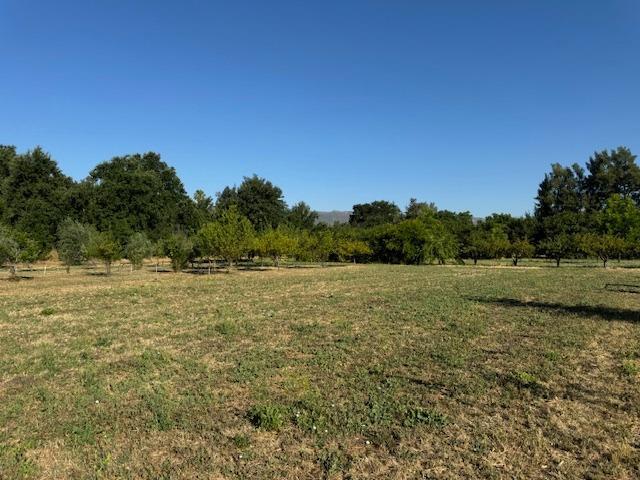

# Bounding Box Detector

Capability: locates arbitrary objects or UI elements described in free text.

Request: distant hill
[316,210,351,225]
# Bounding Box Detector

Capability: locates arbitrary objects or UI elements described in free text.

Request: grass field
[1,263,639,479]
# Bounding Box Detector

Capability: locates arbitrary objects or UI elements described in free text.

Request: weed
[247,404,287,431]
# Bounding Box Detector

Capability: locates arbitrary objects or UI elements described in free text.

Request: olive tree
[0,226,40,278]
[57,218,92,273]
[125,232,153,270]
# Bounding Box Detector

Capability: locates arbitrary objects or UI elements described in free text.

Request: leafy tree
[0,147,73,249]
[463,229,489,265]
[0,227,19,277]
[163,233,193,272]
[335,238,371,263]
[0,226,40,278]
[600,194,640,239]
[87,152,198,243]
[216,175,287,231]
[295,230,334,264]
[436,210,475,248]
[56,217,92,273]
[198,207,254,270]
[539,234,576,267]
[125,232,153,270]
[349,200,402,228]
[256,226,297,267]
[577,233,626,268]
[367,218,458,265]
[584,147,640,210]
[509,239,535,266]
[535,163,585,219]
[193,189,215,226]
[87,231,121,275]
[287,201,318,230]
[405,198,437,219]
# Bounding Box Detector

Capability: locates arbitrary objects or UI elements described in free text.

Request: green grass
[0,263,638,478]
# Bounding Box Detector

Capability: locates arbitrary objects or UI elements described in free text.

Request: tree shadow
[471,297,639,323]
[604,283,640,294]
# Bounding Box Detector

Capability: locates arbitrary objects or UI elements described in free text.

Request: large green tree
[584,147,640,210]
[287,201,318,230]
[349,200,402,228]
[216,175,287,231]
[0,147,73,249]
[87,152,198,243]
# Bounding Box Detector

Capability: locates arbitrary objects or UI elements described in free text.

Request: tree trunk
[556,258,560,267]
[105,261,111,275]
[473,258,478,265]
[603,258,607,268]
[513,257,518,267]
[66,265,70,274]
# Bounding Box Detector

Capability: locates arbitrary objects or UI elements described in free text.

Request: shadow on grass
[1,275,34,282]
[605,283,640,294]
[472,297,639,323]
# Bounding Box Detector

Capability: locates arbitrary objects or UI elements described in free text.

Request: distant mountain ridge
[316,210,351,225]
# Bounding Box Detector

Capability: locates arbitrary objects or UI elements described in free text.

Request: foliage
[577,233,627,268]
[216,175,287,231]
[255,226,298,267]
[0,147,73,249]
[163,233,193,272]
[87,231,122,275]
[335,237,372,263]
[287,201,318,229]
[125,232,154,269]
[86,152,198,243]
[350,200,402,228]
[539,234,576,267]
[198,207,254,269]
[57,218,93,273]
[509,239,535,266]
[295,230,334,263]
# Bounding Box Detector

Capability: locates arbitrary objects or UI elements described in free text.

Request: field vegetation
[0,262,638,479]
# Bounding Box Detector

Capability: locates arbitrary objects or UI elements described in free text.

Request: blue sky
[2,1,639,216]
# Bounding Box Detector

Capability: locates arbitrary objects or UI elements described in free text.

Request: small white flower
[95,400,99,404]
[365,440,370,445]
[239,454,243,459]
[312,425,316,430]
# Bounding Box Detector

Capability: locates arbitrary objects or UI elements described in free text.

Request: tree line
[1,144,639,275]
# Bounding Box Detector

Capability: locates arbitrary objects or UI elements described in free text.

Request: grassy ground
[0,263,638,479]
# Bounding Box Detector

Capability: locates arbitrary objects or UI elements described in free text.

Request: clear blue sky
[2,1,639,216]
